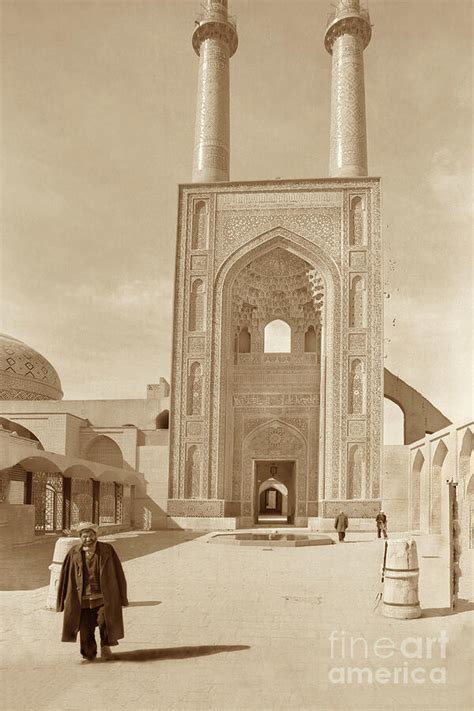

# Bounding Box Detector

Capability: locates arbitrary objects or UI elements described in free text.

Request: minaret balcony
[324,10,371,53]
[192,16,238,57]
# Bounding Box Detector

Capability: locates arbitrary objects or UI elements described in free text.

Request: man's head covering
[77,521,99,534]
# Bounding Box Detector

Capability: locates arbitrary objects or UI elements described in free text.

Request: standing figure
[375,510,388,539]
[334,510,349,542]
[56,522,129,663]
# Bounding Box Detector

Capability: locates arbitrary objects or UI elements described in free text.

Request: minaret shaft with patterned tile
[192,0,238,183]
[325,0,371,177]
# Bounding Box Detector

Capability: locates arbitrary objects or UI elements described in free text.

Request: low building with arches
[405,422,473,543]
[404,421,473,599]
[0,334,171,544]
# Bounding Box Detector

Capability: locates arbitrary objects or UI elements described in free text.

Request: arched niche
[347,443,365,499]
[238,326,251,353]
[85,436,124,468]
[191,200,209,250]
[189,278,206,332]
[349,195,366,246]
[155,410,169,429]
[430,439,448,533]
[349,275,367,328]
[304,325,317,353]
[411,449,425,529]
[184,445,201,499]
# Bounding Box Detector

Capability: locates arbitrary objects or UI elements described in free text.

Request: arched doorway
[257,471,290,524]
[255,462,294,524]
[261,487,282,514]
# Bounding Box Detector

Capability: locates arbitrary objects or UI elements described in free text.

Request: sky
[0,0,472,441]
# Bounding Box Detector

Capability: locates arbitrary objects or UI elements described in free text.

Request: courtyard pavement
[1,529,473,711]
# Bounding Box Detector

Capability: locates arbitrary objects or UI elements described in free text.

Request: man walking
[334,510,349,542]
[375,510,388,539]
[57,522,129,662]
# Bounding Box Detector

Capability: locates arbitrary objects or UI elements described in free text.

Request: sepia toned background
[0,0,472,439]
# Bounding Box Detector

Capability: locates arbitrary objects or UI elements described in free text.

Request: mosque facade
[0,1,471,556]
[168,0,384,528]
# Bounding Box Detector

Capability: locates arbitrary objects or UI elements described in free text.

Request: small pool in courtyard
[209,532,334,547]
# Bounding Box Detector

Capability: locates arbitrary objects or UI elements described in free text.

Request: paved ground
[1,530,473,711]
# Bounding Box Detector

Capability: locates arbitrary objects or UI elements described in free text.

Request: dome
[0,334,63,400]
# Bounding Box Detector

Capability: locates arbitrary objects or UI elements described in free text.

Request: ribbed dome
[0,334,63,401]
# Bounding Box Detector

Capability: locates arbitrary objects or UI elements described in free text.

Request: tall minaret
[325,0,371,177]
[192,0,238,183]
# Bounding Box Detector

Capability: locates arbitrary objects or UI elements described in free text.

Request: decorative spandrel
[349,196,366,246]
[347,443,365,499]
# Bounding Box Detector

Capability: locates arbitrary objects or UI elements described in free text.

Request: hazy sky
[0,0,472,435]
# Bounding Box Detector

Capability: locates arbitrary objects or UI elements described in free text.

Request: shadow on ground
[0,531,204,592]
[127,601,161,607]
[421,599,474,617]
[108,644,250,662]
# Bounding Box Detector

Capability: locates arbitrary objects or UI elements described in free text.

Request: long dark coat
[334,513,349,532]
[56,542,128,643]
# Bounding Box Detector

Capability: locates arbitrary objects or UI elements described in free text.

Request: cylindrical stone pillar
[192,0,238,183]
[381,538,422,619]
[46,537,80,609]
[325,0,371,177]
